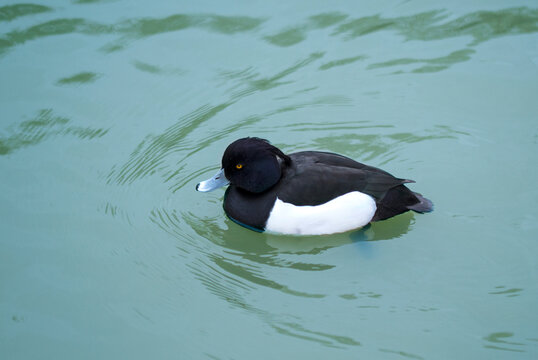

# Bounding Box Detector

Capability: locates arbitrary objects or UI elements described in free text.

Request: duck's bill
[196,168,230,192]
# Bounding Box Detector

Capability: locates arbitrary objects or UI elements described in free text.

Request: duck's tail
[407,192,434,213]
[372,186,433,221]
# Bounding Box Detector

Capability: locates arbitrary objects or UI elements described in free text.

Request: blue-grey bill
[196,168,230,192]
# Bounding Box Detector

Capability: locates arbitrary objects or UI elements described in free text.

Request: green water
[1,1,537,359]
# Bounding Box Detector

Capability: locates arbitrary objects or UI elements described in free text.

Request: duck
[196,137,433,235]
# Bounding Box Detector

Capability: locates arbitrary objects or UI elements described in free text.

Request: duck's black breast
[223,186,277,231]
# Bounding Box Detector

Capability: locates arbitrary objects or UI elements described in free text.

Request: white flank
[265,191,377,235]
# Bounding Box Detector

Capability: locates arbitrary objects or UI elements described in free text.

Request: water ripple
[131,60,185,76]
[0,13,265,55]
[0,4,52,23]
[379,348,424,360]
[264,12,348,47]
[319,55,368,71]
[488,285,523,297]
[262,7,538,49]
[103,14,264,52]
[209,253,326,298]
[150,206,335,296]
[145,205,368,349]
[272,322,361,348]
[263,7,538,73]
[0,109,108,155]
[368,49,475,74]
[107,52,327,188]
[483,332,526,353]
[336,7,538,45]
[310,125,462,163]
[107,102,232,185]
[57,71,101,85]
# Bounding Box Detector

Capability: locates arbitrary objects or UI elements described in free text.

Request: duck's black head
[222,137,290,193]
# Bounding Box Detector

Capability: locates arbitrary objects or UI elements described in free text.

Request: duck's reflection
[182,208,414,286]
[148,174,414,349]
[177,209,413,348]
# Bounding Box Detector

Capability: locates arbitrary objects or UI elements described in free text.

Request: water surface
[1,1,537,359]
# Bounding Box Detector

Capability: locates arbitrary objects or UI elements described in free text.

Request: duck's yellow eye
[236,164,243,169]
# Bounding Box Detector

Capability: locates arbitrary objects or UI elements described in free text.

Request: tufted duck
[196,137,432,235]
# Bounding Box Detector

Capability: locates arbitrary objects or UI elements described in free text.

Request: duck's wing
[294,151,400,177]
[276,152,412,206]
